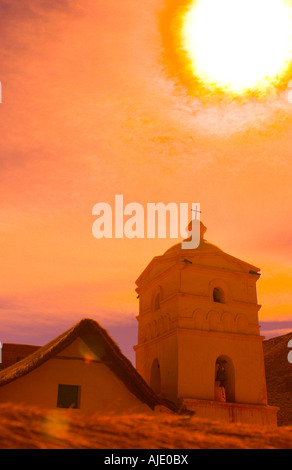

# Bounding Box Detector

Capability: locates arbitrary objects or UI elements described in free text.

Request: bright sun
[181,0,292,95]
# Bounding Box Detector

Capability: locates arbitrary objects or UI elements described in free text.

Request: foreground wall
[182,398,279,426]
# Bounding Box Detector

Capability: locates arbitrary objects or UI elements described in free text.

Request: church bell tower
[134,222,278,425]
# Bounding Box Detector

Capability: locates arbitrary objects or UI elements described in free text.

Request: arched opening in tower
[213,287,225,303]
[214,356,235,403]
[154,293,161,310]
[150,358,161,395]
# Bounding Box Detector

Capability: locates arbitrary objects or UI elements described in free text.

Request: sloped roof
[263,331,292,426]
[2,343,40,356]
[0,344,40,371]
[0,318,176,411]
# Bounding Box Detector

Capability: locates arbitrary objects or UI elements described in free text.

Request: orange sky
[0,0,291,361]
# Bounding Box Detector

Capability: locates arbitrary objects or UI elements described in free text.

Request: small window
[213,287,225,303]
[57,384,80,409]
[154,293,160,310]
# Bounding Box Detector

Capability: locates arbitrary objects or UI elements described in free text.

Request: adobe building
[0,343,39,371]
[134,221,278,425]
[0,319,174,414]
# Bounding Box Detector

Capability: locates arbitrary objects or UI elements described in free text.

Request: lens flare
[42,410,69,440]
[180,0,292,95]
[79,340,103,363]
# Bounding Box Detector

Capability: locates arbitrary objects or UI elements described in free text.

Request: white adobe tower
[134,222,278,425]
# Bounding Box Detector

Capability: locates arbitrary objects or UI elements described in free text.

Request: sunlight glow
[181,0,292,94]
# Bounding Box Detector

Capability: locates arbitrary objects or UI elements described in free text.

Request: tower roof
[164,221,222,255]
[136,221,260,287]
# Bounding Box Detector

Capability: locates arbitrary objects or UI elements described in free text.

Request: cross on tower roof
[191,206,201,220]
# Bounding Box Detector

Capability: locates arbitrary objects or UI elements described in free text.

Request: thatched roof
[0,318,176,411]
